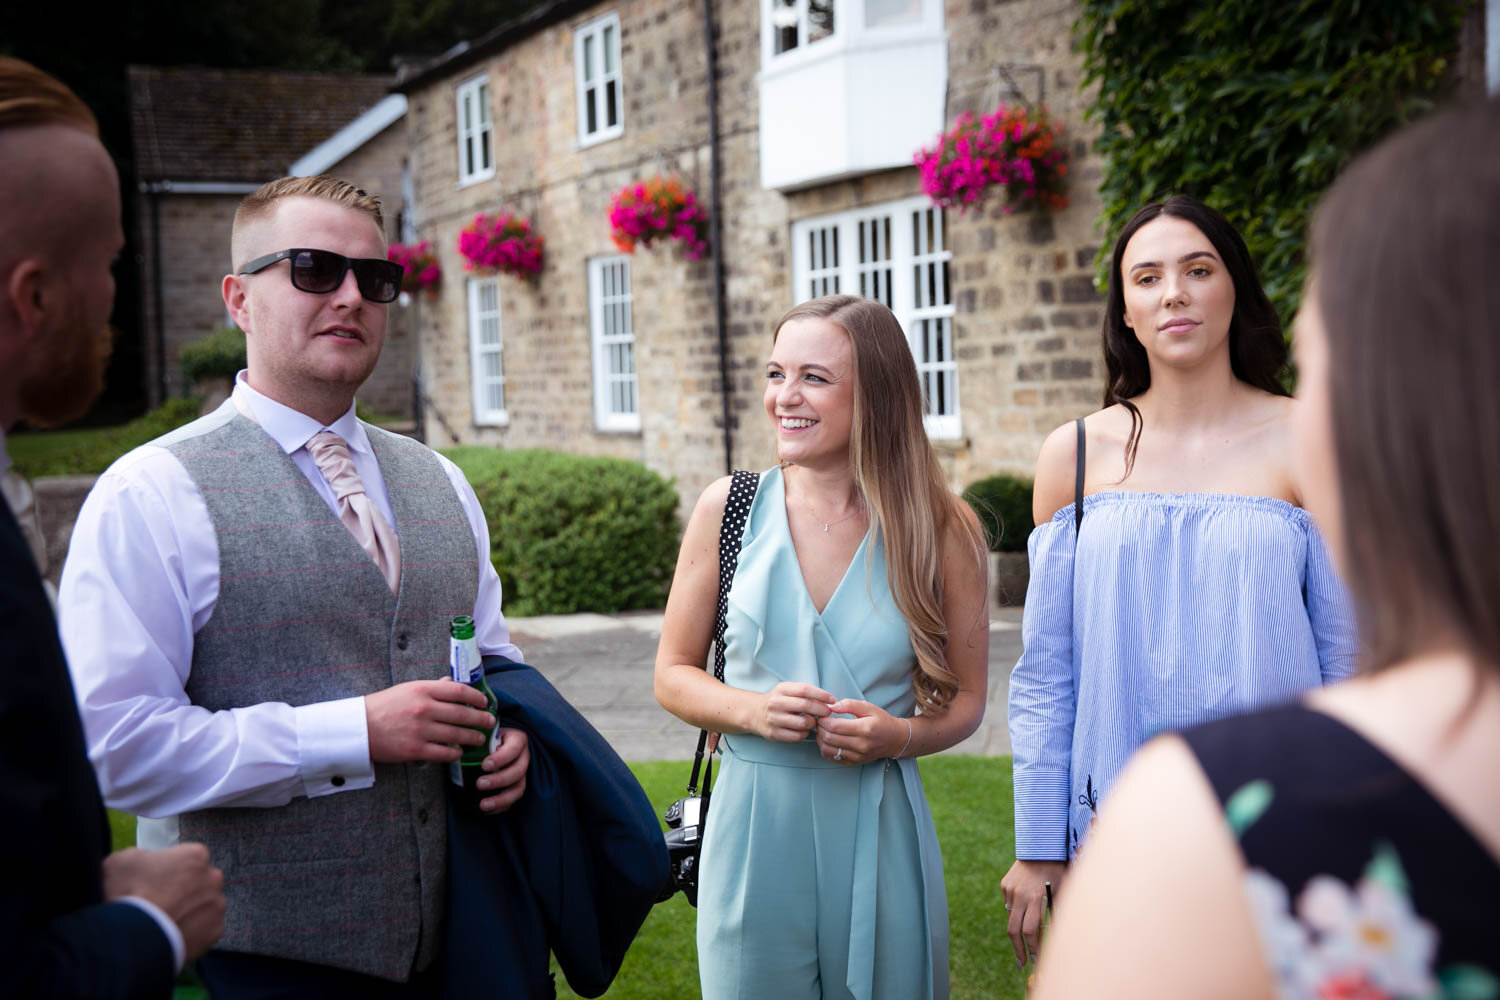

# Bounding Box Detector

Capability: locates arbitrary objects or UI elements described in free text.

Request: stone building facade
[396,0,1105,512]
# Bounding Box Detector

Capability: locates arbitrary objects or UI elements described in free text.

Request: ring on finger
[833,746,843,761]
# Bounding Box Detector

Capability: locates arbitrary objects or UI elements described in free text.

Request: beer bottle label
[449,636,480,683]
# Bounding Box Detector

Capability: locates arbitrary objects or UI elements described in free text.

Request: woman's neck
[783,462,861,516]
[1133,359,1246,435]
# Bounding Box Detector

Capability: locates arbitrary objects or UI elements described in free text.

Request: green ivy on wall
[1075,1,1466,327]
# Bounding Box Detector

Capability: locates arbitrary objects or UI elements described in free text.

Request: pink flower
[608,176,710,261]
[456,211,544,278]
[914,102,1069,214]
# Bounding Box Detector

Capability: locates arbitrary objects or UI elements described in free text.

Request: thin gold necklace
[809,499,864,533]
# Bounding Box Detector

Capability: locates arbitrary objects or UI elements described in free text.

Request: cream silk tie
[305,430,402,596]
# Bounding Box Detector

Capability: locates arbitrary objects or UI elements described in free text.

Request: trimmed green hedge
[1076,1,1464,327]
[442,447,680,616]
[7,397,201,478]
[963,473,1034,553]
[178,326,246,383]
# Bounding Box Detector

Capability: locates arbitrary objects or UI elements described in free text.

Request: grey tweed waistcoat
[160,410,478,981]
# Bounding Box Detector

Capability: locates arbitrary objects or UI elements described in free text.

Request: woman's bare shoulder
[1034,408,1125,524]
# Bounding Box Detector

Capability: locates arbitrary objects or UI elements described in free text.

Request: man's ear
[7,258,49,338]
[222,273,250,332]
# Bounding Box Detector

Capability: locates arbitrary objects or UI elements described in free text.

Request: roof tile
[128,66,394,182]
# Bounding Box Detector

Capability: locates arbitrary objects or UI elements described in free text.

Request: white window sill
[924,415,962,441]
[457,168,496,189]
[578,126,624,149]
[473,411,509,427]
[595,414,641,433]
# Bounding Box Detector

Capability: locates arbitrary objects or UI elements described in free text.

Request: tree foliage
[1075,1,1466,325]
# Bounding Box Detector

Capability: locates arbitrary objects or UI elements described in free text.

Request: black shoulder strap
[1074,418,1086,538]
[712,469,759,682]
[687,469,760,796]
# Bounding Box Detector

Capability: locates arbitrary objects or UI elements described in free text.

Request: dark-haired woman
[1000,195,1358,967]
[1032,98,1500,1000]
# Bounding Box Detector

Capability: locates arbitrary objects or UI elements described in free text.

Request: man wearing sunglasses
[59,175,532,996]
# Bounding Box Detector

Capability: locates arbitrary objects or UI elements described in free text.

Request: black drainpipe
[148,184,168,407]
[702,0,733,474]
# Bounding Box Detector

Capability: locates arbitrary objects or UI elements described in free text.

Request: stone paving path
[506,607,1024,761]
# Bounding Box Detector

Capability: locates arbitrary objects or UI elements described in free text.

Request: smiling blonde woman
[654,295,989,1000]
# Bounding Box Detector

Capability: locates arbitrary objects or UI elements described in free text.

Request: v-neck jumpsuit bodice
[695,466,949,1000]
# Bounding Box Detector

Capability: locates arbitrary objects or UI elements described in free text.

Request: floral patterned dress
[1182,705,1499,1000]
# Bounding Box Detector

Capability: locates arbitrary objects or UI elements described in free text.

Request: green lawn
[111,755,1023,1000]
[8,398,201,478]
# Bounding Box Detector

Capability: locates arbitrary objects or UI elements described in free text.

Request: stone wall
[404,0,1106,515]
[322,121,415,419]
[939,0,1106,483]
[136,192,238,405]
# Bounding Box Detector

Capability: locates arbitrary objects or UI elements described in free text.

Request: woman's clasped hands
[753,681,906,765]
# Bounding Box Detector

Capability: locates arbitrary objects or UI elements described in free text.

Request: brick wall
[939,0,1107,484]
[405,0,1106,515]
[136,192,239,405]
[323,122,414,419]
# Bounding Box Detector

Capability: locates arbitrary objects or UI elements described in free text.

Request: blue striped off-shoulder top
[1007,491,1358,861]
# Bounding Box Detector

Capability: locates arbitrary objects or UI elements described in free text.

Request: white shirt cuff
[117,895,185,972]
[295,698,375,797]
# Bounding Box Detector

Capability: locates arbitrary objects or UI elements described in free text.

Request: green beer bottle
[448,615,499,808]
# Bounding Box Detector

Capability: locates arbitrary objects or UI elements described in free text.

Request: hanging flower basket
[387,241,442,298]
[914,104,1069,215]
[457,212,545,279]
[608,177,710,260]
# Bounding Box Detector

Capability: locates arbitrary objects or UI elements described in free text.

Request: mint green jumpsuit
[695,467,949,1000]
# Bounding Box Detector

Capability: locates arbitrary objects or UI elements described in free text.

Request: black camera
[658,794,704,906]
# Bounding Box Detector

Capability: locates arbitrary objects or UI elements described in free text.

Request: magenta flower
[609,176,711,259]
[914,103,1069,214]
[456,212,545,279]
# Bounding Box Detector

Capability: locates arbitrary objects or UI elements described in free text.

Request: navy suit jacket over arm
[0,498,174,997]
[441,657,670,999]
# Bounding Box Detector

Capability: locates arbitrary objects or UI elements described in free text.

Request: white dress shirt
[59,376,522,848]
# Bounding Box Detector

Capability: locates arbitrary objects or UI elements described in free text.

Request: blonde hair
[0,57,97,135]
[773,295,987,714]
[232,175,385,266]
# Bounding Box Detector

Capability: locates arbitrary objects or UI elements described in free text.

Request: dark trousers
[197,950,441,1000]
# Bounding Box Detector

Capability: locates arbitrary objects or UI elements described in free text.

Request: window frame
[455,74,495,187]
[588,255,640,432]
[467,276,507,426]
[574,12,624,147]
[763,0,839,63]
[790,195,959,439]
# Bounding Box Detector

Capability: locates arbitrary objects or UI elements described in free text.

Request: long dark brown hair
[773,295,987,714]
[1309,98,1500,676]
[1102,195,1289,477]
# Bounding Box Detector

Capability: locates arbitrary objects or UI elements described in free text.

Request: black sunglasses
[237,248,403,303]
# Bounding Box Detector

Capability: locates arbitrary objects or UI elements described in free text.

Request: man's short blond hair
[0,57,97,135]
[235,175,385,236]
[231,176,386,271]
